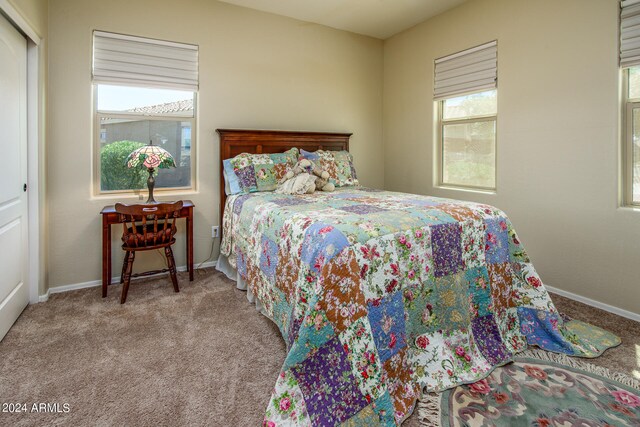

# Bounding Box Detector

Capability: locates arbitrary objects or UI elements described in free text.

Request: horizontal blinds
[621,0,640,68]
[93,31,198,91]
[434,41,497,100]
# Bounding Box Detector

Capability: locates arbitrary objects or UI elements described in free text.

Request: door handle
[23,183,27,192]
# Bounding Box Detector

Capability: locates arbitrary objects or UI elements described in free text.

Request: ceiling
[217,0,469,40]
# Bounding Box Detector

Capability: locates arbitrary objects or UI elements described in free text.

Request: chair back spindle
[113,201,184,304]
[114,201,183,249]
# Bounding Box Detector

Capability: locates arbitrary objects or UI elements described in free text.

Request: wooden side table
[100,200,194,297]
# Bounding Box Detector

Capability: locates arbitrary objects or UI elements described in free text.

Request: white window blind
[93,31,198,91]
[621,0,640,68]
[434,41,497,100]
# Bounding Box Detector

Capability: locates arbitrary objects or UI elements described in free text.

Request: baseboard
[41,260,218,300]
[546,285,640,323]
[38,289,50,303]
[47,279,104,295]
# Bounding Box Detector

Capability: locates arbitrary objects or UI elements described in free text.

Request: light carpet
[0,268,637,426]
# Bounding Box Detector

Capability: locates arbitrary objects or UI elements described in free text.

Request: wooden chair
[114,201,183,304]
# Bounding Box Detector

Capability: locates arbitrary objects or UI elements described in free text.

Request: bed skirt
[216,254,269,317]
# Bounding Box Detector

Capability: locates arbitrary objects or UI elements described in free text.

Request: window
[95,85,196,192]
[439,90,497,189]
[435,41,497,190]
[621,1,640,205]
[92,31,198,194]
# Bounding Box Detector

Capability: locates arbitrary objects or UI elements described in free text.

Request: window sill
[617,205,640,213]
[435,185,497,196]
[91,189,198,203]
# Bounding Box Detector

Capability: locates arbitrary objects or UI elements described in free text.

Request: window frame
[92,84,197,196]
[623,68,640,207]
[436,91,498,192]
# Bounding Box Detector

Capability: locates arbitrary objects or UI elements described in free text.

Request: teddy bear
[289,159,335,193]
[313,172,335,192]
[276,159,335,194]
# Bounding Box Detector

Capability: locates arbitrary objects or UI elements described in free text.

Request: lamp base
[146,167,156,204]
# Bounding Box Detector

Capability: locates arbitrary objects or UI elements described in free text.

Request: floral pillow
[299,149,358,187]
[223,148,298,195]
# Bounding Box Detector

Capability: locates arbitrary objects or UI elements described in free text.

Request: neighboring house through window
[92,31,198,193]
[434,41,497,190]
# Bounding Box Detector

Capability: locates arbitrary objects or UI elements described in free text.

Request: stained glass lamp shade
[125,143,176,203]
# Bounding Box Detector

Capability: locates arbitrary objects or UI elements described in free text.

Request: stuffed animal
[277,159,334,194]
[276,159,315,194]
[275,171,316,194]
[288,159,335,192]
[313,175,334,192]
[283,159,310,180]
[305,160,335,192]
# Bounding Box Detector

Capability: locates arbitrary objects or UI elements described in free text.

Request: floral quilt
[220,187,619,427]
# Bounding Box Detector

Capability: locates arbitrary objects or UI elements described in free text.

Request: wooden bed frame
[217,129,352,233]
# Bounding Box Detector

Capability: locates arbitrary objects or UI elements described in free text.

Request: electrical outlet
[211,226,220,238]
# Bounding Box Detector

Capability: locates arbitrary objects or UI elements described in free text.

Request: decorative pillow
[299,149,358,187]
[222,167,231,196]
[223,148,298,195]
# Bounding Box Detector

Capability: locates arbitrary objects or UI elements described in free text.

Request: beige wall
[5,0,48,296]
[384,0,640,315]
[7,0,47,37]
[47,0,383,289]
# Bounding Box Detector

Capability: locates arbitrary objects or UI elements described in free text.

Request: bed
[215,129,619,427]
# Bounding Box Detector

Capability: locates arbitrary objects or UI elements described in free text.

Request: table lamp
[125,142,176,203]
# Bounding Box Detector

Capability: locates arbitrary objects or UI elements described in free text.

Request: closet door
[0,13,29,341]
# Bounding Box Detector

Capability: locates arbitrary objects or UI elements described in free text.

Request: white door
[0,13,29,341]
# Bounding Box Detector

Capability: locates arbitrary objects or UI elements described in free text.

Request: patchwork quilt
[220,187,619,427]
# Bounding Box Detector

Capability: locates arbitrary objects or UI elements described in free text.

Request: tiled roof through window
[126,99,193,114]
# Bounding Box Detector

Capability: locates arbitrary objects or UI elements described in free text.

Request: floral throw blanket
[220,187,619,427]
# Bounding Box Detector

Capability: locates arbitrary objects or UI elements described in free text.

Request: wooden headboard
[217,129,352,229]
